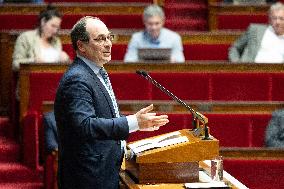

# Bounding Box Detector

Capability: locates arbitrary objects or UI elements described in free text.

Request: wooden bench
[208,2,269,30]
[0,29,242,114]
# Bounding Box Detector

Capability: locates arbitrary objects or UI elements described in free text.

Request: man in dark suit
[54,16,169,189]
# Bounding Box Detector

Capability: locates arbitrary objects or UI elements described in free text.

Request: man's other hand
[135,104,169,131]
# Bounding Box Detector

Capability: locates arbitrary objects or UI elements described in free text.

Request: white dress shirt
[255,26,284,63]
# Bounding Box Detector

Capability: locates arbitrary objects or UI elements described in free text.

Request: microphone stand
[136,70,211,140]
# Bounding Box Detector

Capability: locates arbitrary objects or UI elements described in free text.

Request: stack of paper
[128,131,189,154]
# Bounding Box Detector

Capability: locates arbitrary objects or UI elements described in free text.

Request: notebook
[138,48,171,61]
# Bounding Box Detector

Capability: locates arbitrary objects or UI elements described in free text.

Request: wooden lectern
[125,129,219,184]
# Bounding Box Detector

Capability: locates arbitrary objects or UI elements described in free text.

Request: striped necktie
[99,67,120,117]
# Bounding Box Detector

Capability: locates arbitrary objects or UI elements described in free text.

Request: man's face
[144,15,164,39]
[270,9,284,35]
[81,19,112,66]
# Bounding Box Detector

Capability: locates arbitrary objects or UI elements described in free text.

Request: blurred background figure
[228,2,284,63]
[12,4,69,71]
[265,109,284,147]
[124,4,185,63]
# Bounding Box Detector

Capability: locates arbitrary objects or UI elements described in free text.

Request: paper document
[128,131,189,154]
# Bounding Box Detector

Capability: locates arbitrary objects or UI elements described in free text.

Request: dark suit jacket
[54,57,129,189]
[43,111,58,154]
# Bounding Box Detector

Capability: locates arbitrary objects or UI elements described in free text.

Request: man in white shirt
[228,2,284,63]
[124,5,185,63]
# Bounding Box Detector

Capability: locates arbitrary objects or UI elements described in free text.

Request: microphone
[136,70,211,140]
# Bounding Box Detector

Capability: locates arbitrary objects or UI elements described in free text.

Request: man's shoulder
[131,31,144,39]
[17,29,37,41]
[61,59,89,82]
[162,28,181,38]
[248,24,268,31]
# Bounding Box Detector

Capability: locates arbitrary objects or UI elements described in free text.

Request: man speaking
[54,16,169,189]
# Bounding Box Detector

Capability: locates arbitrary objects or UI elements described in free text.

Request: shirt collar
[143,28,164,45]
[77,54,102,75]
[268,25,284,38]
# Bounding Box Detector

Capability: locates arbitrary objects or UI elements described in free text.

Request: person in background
[124,4,185,63]
[12,4,69,71]
[265,109,284,147]
[228,2,284,63]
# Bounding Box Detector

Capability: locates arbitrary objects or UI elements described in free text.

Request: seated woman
[12,4,69,71]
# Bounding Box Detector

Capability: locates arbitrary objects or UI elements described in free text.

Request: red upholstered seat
[109,73,152,100]
[110,44,127,61]
[184,44,230,60]
[224,159,284,189]
[217,14,268,30]
[211,73,271,101]
[62,44,76,60]
[29,73,63,112]
[205,114,252,147]
[251,114,272,147]
[0,14,143,30]
[271,73,284,101]
[151,73,210,101]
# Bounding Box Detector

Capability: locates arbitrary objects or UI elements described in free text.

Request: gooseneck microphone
[136,70,211,140]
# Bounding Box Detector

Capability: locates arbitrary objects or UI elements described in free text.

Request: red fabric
[217,14,268,30]
[44,154,57,189]
[211,73,270,101]
[62,44,76,60]
[22,111,40,170]
[205,114,252,147]
[109,73,152,100]
[184,44,230,60]
[0,14,143,30]
[151,73,210,100]
[224,159,284,189]
[28,72,62,112]
[251,114,271,147]
[62,14,143,29]
[111,44,127,60]
[271,73,284,101]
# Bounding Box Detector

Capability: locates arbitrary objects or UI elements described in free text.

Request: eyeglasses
[270,16,284,22]
[93,34,115,44]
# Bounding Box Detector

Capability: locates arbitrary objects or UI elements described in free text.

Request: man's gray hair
[71,16,100,51]
[143,5,165,21]
[269,2,284,15]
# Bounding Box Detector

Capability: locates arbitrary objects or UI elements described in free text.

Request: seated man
[228,2,284,63]
[124,5,185,63]
[265,109,284,147]
[43,111,58,154]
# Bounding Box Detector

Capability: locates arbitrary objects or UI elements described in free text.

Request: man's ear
[77,40,86,53]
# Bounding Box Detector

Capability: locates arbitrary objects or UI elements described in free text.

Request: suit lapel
[254,25,268,54]
[74,58,117,118]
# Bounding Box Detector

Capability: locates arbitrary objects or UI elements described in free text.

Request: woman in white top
[12,5,69,71]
